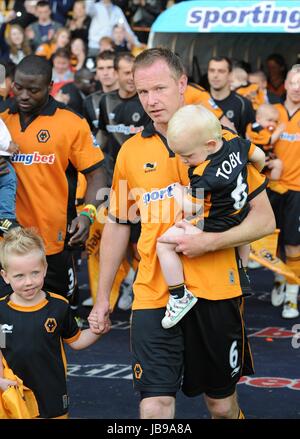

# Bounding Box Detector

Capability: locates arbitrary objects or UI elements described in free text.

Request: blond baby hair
[256,103,279,120]
[167,104,222,150]
[0,227,46,271]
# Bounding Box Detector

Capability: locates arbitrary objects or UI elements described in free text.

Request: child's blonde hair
[230,67,248,88]
[0,227,46,270]
[256,103,279,120]
[167,104,222,150]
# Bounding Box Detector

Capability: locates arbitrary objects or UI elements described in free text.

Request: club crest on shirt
[134,363,143,380]
[45,318,57,333]
[37,129,50,143]
[143,162,157,173]
[132,112,141,122]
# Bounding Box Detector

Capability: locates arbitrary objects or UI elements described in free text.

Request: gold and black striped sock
[169,283,185,298]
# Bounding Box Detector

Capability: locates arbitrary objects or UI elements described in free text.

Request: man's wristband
[80,204,97,224]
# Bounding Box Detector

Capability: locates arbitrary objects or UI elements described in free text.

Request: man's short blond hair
[167,104,222,149]
[0,227,46,271]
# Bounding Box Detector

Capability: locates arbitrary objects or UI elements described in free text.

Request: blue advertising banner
[151,1,300,33]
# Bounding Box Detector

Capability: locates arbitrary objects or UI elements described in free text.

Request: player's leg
[44,250,78,304]
[204,391,241,419]
[156,225,185,286]
[131,308,183,418]
[267,188,287,306]
[157,225,198,329]
[181,296,254,418]
[283,244,300,318]
[280,191,300,318]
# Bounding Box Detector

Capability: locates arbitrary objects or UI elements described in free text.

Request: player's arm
[68,328,101,350]
[159,189,275,258]
[89,220,131,334]
[210,189,275,249]
[249,145,266,172]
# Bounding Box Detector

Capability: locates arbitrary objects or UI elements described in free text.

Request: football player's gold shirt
[273,103,300,190]
[0,97,104,254]
[184,83,223,119]
[236,83,265,110]
[109,122,267,310]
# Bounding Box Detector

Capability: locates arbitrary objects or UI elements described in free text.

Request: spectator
[112,24,133,53]
[51,47,74,84]
[55,67,96,114]
[99,36,115,53]
[66,0,91,44]
[207,56,255,137]
[70,37,90,71]
[48,0,75,26]
[26,0,61,51]
[3,0,37,29]
[86,0,140,56]
[35,26,70,60]
[5,24,32,65]
[129,0,162,43]
[0,23,10,63]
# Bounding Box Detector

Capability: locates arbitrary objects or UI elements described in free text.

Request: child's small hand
[87,312,99,331]
[0,377,17,392]
[7,141,19,154]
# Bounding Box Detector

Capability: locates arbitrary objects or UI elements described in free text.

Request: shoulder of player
[55,103,86,121]
[118,131,144,156]
[187,83,207,93]
[191,161,210,177]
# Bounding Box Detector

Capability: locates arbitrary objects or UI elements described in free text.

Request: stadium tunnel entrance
[148,1,300,83]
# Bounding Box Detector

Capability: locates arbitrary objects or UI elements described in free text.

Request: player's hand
[68,215,90,247]
[158,221,218,258]
[0,157,9,176]
[88,300,111,335]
